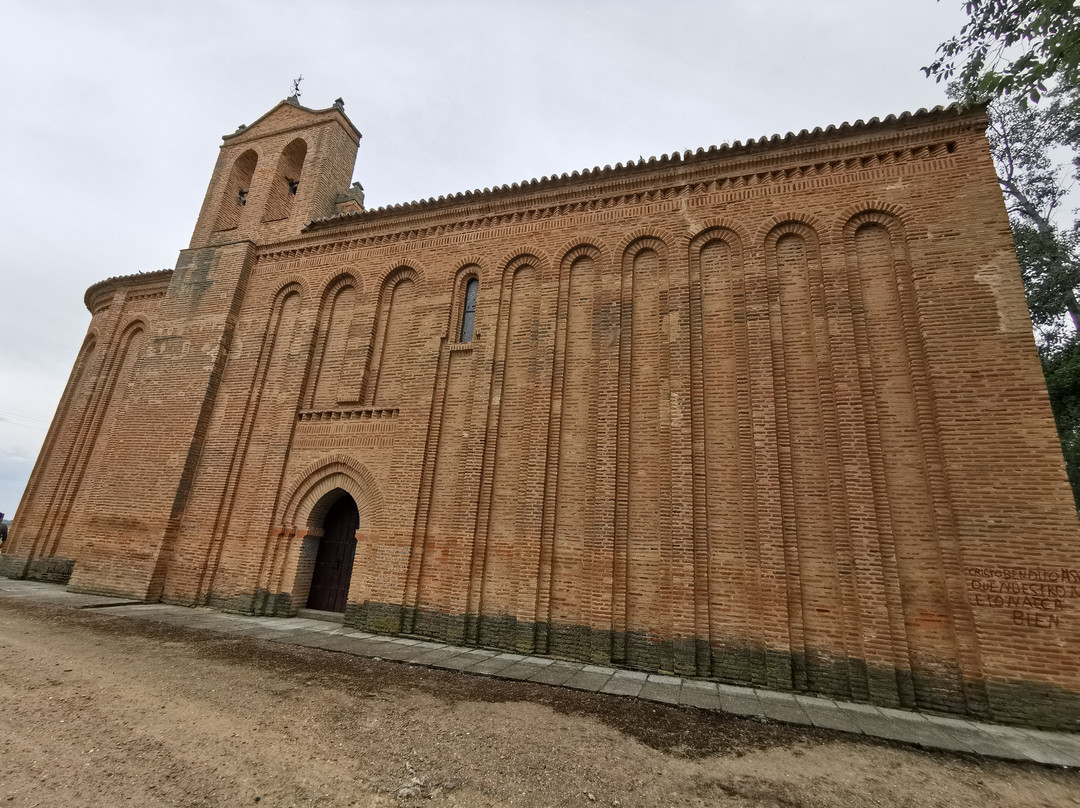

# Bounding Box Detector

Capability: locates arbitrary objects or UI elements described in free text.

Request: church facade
[5,97,1079,729]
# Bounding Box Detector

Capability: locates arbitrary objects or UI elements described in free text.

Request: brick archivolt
[279,455,383,535]
[319,271,362,301]
[556,240,606,267]
[268,278,308,303]
[687,226,743,256]
[24,318,147,561]
[375,264,423,300]
[498,251,550,284]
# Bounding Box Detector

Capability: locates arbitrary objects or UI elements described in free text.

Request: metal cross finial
[292,75,304,98]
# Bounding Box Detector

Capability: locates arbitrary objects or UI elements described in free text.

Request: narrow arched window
[459,278,478,342]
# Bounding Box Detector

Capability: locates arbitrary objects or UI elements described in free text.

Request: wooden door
[307,495,359,612]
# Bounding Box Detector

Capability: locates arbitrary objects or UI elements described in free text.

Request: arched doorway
[306,492,359,612]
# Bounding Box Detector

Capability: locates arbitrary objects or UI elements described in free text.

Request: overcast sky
[0,0,970,517]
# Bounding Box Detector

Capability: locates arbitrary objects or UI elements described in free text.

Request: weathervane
[291,75,304,99]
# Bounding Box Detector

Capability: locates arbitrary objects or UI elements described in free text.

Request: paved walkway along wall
[2,578,1077,768]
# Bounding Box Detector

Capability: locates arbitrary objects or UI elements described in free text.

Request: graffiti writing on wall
[967,566,1080,629]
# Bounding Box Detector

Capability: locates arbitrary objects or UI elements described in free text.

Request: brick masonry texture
[4,98,1079,730]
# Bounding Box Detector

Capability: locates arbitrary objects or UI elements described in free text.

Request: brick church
[4,96,1079,729]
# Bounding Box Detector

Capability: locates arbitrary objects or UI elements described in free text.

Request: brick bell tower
[66,97,362,601]
[189,94,362,247]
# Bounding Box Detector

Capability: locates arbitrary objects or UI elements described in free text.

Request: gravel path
[0,597,1077,807]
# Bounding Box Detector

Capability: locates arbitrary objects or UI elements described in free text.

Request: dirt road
[0,598,1076,807]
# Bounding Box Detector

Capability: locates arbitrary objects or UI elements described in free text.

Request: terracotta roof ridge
[306,103,983,233]
[84,268,174,310]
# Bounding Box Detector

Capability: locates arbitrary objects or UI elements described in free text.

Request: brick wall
[5,101,1079,729]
